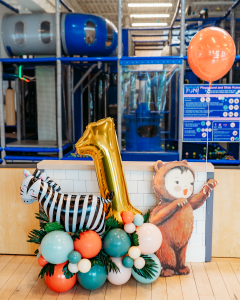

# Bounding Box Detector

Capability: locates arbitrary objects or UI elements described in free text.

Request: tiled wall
[45,169,208,262]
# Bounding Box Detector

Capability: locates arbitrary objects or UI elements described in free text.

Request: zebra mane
[27,176,38,192]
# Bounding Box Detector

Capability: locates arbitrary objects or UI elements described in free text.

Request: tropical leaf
[70,228,90,241]
[38,263,55,278]
[62,262,74,279]
[35,210,49,223]
[90,256,104,268]
[90,250,119,274]
[44,222,64,233]
[128,231,139,246]
[143,209,151,223]
[132,254,158,279]
[27,229,47,244]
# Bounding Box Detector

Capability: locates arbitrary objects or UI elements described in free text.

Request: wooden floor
[1,256,240,300]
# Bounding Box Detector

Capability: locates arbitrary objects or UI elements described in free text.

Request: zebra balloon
[20,169,114,235]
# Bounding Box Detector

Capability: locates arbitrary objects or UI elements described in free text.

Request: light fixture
[132,23,168,26]
[130,14,170,18]
[128,3,172,7]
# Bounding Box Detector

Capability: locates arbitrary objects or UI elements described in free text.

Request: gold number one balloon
[75,117,141,221]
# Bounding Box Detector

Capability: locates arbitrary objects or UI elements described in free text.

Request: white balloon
[107,257,131,285]
[128,246,141,259]
[124,223,136,234]
[134,257,145,269]
[136,223,162,254]
[77,258,91,273]
[68,263,78,273]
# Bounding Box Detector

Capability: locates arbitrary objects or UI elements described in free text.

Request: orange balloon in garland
[122,211,134,224]
[38,255,48,267]
[74,230,102,259]
[188,27,235,84]
[45,262,77,293]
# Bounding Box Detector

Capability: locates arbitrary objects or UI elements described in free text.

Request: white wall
[44,168,208,262]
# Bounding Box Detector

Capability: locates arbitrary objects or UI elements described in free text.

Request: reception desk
[0,160,234,260]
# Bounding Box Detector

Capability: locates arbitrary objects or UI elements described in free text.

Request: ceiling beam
[15,0,55,13]
[192,1,234,5]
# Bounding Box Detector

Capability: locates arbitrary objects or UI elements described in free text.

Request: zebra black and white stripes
[33,168,61,193]
[20,171,114,235]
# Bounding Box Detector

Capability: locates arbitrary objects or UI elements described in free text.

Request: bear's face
[152,160,195,202]
[165,168,194,199]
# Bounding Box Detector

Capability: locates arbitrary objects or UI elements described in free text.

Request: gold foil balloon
[75,118,141,221]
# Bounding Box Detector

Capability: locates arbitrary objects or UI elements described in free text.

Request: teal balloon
[103,228,131,257]
[122,256,134,268]
[77,264,107,290]
[133,214,144,226]
[68,251,81,264]
[41,230,74,264]
[36,253,41,261]
[132,254,161,283]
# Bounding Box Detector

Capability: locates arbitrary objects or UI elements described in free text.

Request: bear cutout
[149,160,218,277]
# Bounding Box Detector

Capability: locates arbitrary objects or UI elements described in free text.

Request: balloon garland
[28,208,162,292]
[24,117,163,292]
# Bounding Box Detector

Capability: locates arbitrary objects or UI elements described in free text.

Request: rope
[205,85,211,182]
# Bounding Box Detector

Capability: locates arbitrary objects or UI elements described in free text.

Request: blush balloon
[124,223,136,234]
[107,257,132,285]
[136,223,162,254]
[188,27,235,83]
[45,262,77,293]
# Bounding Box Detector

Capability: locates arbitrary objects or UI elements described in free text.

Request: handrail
[0,0,18,13]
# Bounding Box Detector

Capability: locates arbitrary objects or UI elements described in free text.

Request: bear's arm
[149,199,186,226]
[189,179,218,210]
[188,190,208,210]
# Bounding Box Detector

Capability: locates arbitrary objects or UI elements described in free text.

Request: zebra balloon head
[20,169,43,204]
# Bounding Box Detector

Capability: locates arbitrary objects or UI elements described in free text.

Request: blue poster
[183,84,240,142]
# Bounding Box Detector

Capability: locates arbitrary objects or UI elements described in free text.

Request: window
[14,21,25,46]
[106,22,113,47]
[40,21,51,44]
[85,21,95,45]
[137,125,159,138]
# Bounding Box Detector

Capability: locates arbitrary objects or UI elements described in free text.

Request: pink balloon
[136,223,162,254]
[107,257,132,285]
[124,223,136,234]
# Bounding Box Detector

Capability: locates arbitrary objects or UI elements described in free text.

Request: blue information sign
[183,84,240,142]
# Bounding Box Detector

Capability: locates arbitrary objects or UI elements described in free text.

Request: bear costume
[149,160,218,277]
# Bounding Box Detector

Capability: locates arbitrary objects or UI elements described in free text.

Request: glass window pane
[106,21,113,47]
[121,64,180,152]
[85,21,95,45]
[40,21,51,44]
[14,21,25,46]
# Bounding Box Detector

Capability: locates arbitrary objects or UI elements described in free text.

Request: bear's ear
[153,160,164,173]
[182,160,188,166]
[23,169,31,178]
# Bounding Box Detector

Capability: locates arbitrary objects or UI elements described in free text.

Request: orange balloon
[45,262,77,293]
[74,230,102,258]
[38,255,48,267]
[122,211,134,224]
[188,27,235,83]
